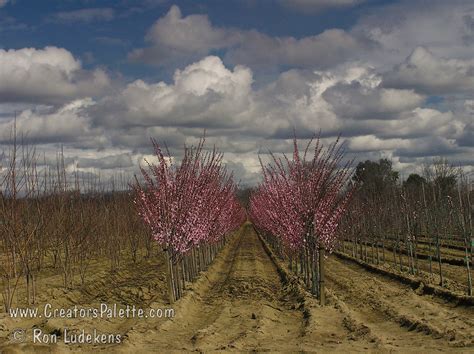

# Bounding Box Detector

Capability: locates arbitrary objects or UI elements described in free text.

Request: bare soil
[1,224,473,352]
[341,240,473,294]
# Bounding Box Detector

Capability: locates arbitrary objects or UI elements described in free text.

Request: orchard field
[0,135,473,353]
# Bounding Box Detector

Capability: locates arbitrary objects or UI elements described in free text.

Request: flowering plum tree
[133,137,245,302]
[250,134,355,303]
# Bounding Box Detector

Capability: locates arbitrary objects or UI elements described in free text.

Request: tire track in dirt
[111,223,474,352]
[326,256,474,351]
[121,223,306,351]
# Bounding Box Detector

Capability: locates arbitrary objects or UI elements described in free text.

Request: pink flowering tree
[132,137,245,302]
[250,134,355,302]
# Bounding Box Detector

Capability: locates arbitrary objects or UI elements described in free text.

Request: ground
[1,223,473,352]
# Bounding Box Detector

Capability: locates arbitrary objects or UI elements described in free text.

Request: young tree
[250,134,355,304]
[132,137,245,302]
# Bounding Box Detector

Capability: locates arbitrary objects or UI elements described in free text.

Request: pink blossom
[132,138,245,260]
[250,135,355,254]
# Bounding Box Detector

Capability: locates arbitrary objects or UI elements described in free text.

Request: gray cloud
[351,0,474,67]
[49,8,115,24]
[77,153,133,169]
[394,136,462,158]
[383,47,474,95]
[225,29,371,70]
[128,5,231,66]
[458,122,474,147]
[93,36,130,47]
[279,0,367,13]
[323,81,424,119]
[129,5,372,70]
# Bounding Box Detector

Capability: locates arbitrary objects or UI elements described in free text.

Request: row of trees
[132,138,245,303]
[341,158,473,295]
[0,127,244,310]
[3,123,471,312]
[0,130,151,312]
[250,136,355,304]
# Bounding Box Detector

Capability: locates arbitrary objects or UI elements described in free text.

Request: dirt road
[117,224,375,352]
[119,224,473,352]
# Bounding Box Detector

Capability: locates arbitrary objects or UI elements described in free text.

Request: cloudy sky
[0,0,473,186]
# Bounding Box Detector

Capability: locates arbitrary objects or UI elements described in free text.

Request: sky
[0,0,473,186]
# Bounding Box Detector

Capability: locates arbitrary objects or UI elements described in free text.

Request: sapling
[250,134,355,304]
[133,137,245,303]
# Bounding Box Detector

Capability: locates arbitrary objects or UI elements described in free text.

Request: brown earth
[341,240,473,294]
[1,223,473,352]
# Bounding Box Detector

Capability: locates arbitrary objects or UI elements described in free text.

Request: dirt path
[326,256,474,351]
[119,224,474,352]
[119,224,379,352]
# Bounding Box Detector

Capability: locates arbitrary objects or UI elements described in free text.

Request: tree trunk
[319,246,325,306]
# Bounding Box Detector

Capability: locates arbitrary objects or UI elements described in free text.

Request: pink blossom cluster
[133,138,246,255]
[250,135,355,254]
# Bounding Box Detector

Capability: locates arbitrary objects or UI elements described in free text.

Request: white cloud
[94,56,254,129]
[0,98,101,144]
[91,58,465,148]
[4,0,474,183]
[347,135,408,152]
[84,56,466,170]
[0,47,110,104]
[0,0,9,8]
[457,100,474,147]
[372,108,461,139]
[383,47,474,95]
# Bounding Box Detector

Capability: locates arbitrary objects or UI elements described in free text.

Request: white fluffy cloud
[90,57,463,158]
[94,56,254,129]
[0,99,102,144]
[3,52,473,183]
[0,47,110,104]
[3,1,474,182]
[0,0,9,8]
[457,100,474,146]
[394,136,462,158]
